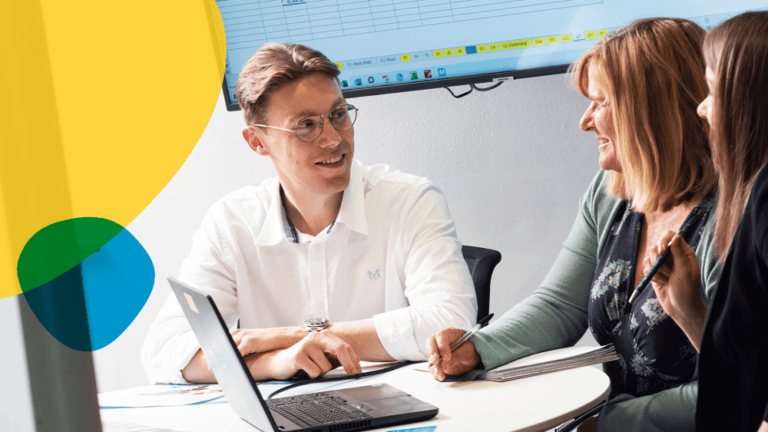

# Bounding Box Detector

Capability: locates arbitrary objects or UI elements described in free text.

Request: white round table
[100,363,610,432]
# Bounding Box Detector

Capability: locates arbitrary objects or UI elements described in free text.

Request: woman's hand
[643,230,708,351]
[425,328,481,381]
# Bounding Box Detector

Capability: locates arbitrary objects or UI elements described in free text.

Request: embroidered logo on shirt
[367,269,381,280]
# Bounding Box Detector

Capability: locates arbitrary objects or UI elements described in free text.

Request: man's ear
[242,126,269,156]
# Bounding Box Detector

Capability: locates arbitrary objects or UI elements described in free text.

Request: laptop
[168,277,438,432]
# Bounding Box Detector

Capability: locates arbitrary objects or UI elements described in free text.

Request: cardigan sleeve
[470,170,617,369]
[597,381,698,432]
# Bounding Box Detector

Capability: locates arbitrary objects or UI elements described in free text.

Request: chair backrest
[461,245,502,325]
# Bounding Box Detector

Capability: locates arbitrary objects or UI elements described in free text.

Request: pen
[628,232,684,304]
[430,313,494,366]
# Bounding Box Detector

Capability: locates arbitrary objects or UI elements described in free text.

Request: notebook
[416,345,618,382]
[478,344,618,382]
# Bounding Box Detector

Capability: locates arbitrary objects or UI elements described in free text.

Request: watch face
[305,318,329,326]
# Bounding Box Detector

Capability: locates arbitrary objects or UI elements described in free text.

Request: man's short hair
[235,42,341,126]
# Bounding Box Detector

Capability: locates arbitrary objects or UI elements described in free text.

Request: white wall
[93,73,601,393]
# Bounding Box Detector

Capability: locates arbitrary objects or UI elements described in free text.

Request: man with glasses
[142,42,477,384]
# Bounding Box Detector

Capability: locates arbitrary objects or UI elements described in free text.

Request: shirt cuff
[153,331,201,385]
[372,309,425,361]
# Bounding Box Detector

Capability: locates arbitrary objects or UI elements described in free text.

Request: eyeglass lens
[295,105,357,142]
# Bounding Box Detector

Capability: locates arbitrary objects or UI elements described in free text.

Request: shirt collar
[254,161,368,246]
[336,160,369,236]
[254,179,293,246]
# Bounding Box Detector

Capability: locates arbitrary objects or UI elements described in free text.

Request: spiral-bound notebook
[478,344,619,382]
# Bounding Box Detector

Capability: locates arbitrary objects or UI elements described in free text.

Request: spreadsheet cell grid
[311,12,342,20]
[373,15,398,22]
[218,0,603,57]
[341,11,375,21]
[314,29,345,37]
[345,27,374,35]
[422,16,453,24]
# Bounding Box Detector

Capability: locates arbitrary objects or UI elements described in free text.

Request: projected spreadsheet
[218,0,601,101]
[217,0,766,108]
[220,0,600,48]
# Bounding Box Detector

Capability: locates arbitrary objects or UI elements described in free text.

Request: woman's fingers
[434,329,461,363]
[658,230,677,252]
[428,362,446,381]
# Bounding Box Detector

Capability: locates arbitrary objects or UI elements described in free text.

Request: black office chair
[461,245,502,325]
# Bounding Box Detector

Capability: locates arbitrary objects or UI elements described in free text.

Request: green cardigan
[470,170,722,432]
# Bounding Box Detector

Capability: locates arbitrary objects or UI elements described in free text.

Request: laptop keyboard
[266,392,373,428]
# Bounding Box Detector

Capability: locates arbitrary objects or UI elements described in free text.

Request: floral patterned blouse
[587,194,715,397]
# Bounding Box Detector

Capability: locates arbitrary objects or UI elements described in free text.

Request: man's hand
[256,332,362,380]
[644,230,708,351]
[425,328,480,381]
[231,327,304,357]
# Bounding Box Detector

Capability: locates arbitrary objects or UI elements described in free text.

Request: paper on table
[98,384,227,409]
[100,362,406,409]
[103,421,187,432]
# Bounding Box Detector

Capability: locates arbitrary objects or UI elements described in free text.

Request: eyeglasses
[253,104,358,143]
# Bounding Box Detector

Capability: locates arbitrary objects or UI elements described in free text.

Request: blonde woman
[643,11,768,432]
[427,18,719,432]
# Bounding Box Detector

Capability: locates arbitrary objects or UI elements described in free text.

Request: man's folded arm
[376,183,478,361]
[141,207,239,384]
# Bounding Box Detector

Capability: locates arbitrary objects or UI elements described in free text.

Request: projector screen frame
[222,63,570,111]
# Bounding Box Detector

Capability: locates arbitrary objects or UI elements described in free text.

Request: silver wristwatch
[302,317,330,333]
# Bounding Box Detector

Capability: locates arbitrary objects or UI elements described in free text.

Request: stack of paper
[478,345,618,382]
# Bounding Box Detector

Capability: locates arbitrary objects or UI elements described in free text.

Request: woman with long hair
[427,17,720,432]
[645,11,768,432]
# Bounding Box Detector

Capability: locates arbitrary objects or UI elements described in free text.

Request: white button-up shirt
[141,161,477,384]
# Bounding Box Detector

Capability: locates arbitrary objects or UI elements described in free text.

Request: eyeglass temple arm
[251,124,295,133]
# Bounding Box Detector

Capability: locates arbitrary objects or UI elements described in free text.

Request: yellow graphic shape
[560,34,573,42]
[455,47,466,56]
[598,29,609,38]
[546,36,560,44]
[433,50,444,58]
[401,54,411,62]
[488,43,499,51]
[586,31,597,39]
[533,37,546,46]
[335,62,343,70]
[477,44,488,53]
[0,0,226,298]
[444,48,455,57]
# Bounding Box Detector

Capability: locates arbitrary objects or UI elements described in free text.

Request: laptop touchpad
[370,396,421,408]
